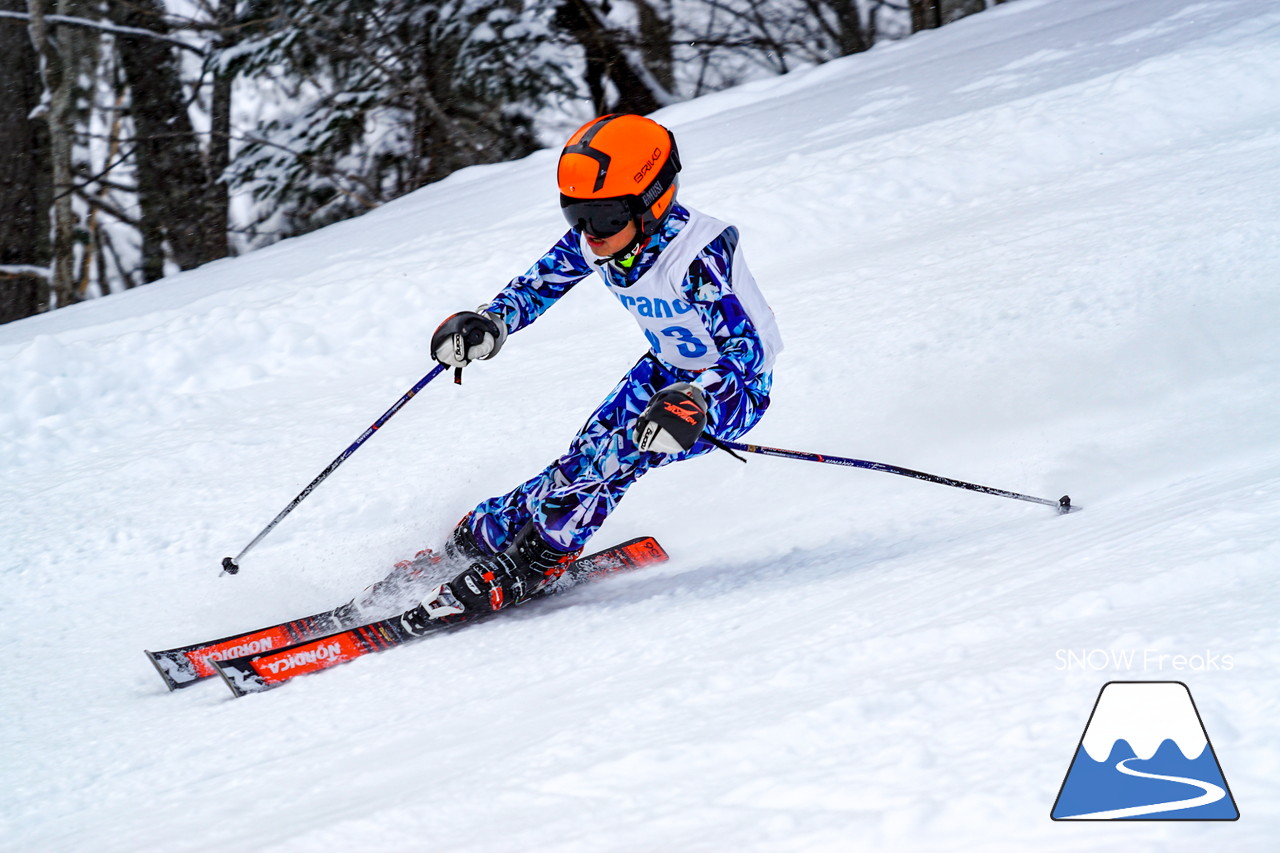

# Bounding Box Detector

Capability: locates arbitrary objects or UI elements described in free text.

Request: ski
[148,547,456,690]
[146,536,664,691]
[146,607,358,691]
[212,536,667,697]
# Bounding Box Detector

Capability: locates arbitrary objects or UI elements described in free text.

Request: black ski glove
[431,307,507,370]
[634,382,709,454]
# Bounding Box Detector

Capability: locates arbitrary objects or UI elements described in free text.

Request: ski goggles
[560,195,637,239]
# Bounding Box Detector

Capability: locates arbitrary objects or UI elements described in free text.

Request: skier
[392,114,783,626]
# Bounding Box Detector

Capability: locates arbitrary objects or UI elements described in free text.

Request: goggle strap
[636,154,679,212]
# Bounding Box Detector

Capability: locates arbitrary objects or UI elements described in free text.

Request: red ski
[208,536,667,696]
[146,608,353,691]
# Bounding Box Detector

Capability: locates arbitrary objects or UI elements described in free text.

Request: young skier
[384,113,782,626]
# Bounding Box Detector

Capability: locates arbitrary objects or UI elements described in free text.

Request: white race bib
[587,207,782,372]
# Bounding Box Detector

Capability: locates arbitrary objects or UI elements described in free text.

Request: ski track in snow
[3,0,1279,850]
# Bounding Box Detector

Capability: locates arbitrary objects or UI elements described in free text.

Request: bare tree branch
[0,264,51,279]
[0,8,206,54]
[73,185,141,229]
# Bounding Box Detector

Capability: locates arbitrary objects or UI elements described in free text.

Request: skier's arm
[683,228,770,398]
[484,229,594,335]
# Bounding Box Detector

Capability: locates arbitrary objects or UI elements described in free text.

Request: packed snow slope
[3,0,1279,849]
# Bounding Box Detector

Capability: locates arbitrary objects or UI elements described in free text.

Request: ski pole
[704,438,1074,514]
[221,364,448,575]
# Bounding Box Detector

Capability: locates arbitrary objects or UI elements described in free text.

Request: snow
[3,0,1279,849]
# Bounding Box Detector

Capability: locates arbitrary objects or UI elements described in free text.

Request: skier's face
[584,220,637,257]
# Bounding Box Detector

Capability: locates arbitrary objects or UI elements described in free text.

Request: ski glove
[431,307,508,370]
[634,382,709,454]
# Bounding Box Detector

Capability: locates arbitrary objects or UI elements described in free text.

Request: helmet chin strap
[594,200,676,266]
[611,217,647,260]
[592,216,647,266]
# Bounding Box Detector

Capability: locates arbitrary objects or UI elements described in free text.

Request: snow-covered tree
[224,0,571,238]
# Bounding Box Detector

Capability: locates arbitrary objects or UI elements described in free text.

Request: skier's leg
[530,359,772,552]
[466,469,556,554]
[416,357,771,618]
[464,354,664,552]
[413,357,662,618]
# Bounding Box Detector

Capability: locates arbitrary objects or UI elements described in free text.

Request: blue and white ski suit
[468,203,783,554]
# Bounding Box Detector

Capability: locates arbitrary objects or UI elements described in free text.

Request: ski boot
[442,512,489,565]
[401,522,581,634]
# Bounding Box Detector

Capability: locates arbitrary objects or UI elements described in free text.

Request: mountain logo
[1051,681,1239,820]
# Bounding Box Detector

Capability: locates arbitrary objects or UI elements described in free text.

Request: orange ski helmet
[558,114,681,242]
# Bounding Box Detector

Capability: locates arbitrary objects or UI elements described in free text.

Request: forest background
[1,0,1000,323]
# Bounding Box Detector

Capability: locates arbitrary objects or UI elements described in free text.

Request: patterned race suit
[467,203,783,554]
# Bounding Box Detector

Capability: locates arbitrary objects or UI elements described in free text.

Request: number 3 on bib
[644,325,710,360]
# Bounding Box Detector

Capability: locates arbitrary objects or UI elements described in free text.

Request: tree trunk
[555,0,664,115]
[0,0,52,322]
[910,0,943,32]
[25,0,80,310]
[204,0,234,261]
[830,0,870,55]
[803,0,870,56]
[108,0,224,280]
[632,0,674,95]
[553,0,608,113]
[206,67,231,260]
[944,0,989,25]
[911,0,991,31]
